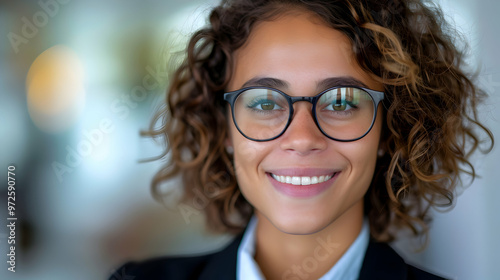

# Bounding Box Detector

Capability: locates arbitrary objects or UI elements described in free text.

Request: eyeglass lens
[233,87,376,141]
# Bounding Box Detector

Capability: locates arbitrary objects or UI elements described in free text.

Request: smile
[271,173,334,185]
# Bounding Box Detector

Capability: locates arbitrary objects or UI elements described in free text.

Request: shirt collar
[237,216,370,280]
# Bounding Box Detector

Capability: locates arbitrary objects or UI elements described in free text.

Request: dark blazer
[110,233,446,280]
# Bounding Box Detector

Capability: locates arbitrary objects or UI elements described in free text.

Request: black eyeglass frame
[223,86,384,142]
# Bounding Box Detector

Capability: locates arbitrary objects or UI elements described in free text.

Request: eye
[320,96,355,112]
[318,87,361,112]
[250,99,282,111]
[331,100,351,111]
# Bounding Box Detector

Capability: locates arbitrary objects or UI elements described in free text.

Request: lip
[266,168,340,198]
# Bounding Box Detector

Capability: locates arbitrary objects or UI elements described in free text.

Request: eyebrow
[240,76,369,92]
[241,77,290,89]
[316,77,368,90]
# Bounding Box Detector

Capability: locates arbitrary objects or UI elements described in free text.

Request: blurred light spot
[26,45,85,133]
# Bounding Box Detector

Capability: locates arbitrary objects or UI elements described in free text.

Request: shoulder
[110,236,448,280]
[110,254,210,280]
[109,234,242,280]
[359,241,448,280]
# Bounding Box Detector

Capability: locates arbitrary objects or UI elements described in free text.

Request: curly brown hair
[143,0,493,242]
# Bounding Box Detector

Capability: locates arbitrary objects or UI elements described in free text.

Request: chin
[268,212,335,235]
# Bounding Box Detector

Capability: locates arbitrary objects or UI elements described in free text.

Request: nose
[279,103,328,155]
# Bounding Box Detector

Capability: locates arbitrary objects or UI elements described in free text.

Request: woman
[112,0,493,279]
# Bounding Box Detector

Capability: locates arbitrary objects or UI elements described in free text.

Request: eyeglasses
[224,86,384,142]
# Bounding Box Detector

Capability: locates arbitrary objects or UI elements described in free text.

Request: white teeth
[301,177,311,185]
[311,176,318,184]
[272,173,334,185]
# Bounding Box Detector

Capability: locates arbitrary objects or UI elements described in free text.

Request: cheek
[233,141,262,173]
[348,139,379,170]
[228,120,279,213]
[339,118,382,190]
[228,121,264,183]
[231,138,266,210]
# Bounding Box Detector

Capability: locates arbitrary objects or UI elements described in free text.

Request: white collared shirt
[236,216,370,280]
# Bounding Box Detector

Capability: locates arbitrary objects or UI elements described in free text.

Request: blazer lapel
[198,233,243,280]
[358,241,408,280]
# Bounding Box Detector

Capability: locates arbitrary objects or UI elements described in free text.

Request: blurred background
[0,0,498,279]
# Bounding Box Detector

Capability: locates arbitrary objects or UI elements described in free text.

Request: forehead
[229,11,380,91]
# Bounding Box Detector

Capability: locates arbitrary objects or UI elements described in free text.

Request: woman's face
[227,11,383,234]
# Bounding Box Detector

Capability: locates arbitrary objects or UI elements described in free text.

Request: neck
[254,201,364,280]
